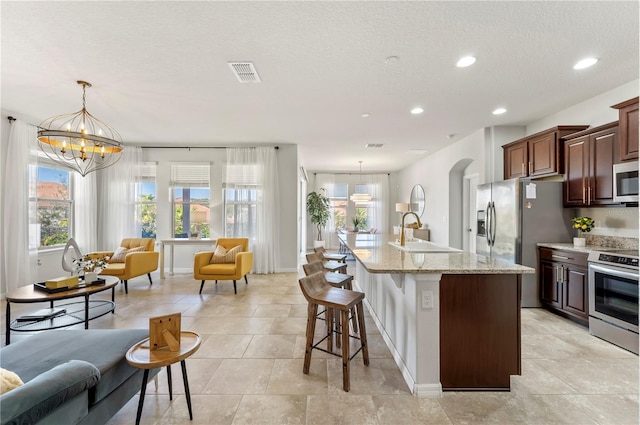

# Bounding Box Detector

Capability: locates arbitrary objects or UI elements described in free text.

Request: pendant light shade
[350,161,372,203]
[37,81,123,177]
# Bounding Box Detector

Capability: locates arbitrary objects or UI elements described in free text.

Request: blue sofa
[0,329,159,425]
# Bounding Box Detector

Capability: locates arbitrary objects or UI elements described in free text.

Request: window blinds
[137,162,157,183]
[170,162,211,187]
[224,163,260,185]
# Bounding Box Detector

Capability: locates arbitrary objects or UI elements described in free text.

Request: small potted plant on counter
[571,216,595,246]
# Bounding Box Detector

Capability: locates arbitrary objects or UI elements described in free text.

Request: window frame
[30,160,74,251]
[135,162,157,239]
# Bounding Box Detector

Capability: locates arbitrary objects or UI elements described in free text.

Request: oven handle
[589,263,639,281]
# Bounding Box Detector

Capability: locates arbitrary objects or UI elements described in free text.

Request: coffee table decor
[34,278,106,293]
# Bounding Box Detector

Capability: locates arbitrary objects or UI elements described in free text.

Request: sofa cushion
[200,263,237,275]
[0,329,149,406]
[0,368,23,395]
[0,360,99,425]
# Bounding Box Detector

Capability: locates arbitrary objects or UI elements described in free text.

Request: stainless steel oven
[588,250,639,354]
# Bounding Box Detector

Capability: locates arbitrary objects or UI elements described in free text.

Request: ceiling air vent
[365,143,384,148]
[228,62,262,83]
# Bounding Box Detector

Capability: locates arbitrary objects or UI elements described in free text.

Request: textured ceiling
[2,1,638,172]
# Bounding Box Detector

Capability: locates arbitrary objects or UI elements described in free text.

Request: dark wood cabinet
[504,140,528,179]
[538,247,588,325]
[503,126,588,180]
[611,97,639,162]
[563,122,619,207]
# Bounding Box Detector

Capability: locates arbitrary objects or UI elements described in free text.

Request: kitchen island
[339,233,535,397]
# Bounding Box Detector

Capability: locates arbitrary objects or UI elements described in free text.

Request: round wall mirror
[410,184,425,217]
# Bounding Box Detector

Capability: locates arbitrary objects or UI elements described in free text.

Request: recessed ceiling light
[361,113,370,118]
[456,56,476,68]
[411,107,424,115]
[447,134,456,140]
[385,56,399,64]
[573,57,598,70]
[493,108,507,115]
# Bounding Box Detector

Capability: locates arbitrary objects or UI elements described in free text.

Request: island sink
[387,240,461,253]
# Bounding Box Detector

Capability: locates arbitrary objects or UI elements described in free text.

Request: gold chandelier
[350,160,372,204]
[38,81,123,177]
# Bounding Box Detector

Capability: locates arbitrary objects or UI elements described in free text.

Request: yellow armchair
[194,238,253,294]
[93,238,159,294]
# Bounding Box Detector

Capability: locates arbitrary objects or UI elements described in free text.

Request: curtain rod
[314,172,391,175]
[131,145,279,150]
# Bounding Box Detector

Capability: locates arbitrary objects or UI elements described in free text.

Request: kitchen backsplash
[576,207,638,239]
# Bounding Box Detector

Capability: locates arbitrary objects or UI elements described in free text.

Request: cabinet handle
[561,265,565,284]
[552,255,570,260]
[521,163,525,175]
[588,186,592,205]
[582,187,586,204]
[529,161,532,174]
[555,266,559,283]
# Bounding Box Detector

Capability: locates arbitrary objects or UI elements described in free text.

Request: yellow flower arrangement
[571,216,595,233]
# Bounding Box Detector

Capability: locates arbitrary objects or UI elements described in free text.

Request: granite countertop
[340,233,535,275]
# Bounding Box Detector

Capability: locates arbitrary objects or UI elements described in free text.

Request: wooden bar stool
[306,252,347,274]
[298,272,369,392]
[302,261,359,342]
[314,246,347,263]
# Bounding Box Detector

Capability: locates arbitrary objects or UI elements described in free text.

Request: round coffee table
[5,276,119,345]
[126,331,201,425]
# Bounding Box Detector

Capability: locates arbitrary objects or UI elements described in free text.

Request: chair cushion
[200,263,237,275]
[99,263,125,276]
[110,246,145,263]
[210,244,242,264]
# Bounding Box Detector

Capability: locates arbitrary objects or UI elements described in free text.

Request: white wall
[397,128,486,246]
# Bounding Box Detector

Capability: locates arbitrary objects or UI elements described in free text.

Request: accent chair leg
[233,280,237,294]
[122,280,128,294]
[147,273,153,286]
[244,275,249,285]
[199,280,205,294]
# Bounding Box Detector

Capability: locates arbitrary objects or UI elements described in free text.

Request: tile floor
[3,265,638,425]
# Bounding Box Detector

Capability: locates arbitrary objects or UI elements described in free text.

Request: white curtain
[314,174,337,248]
[73,172,97,253]
[363,173,389,233]
[225,147,279,274]
[97,146,142,250]
[2,119,38,291]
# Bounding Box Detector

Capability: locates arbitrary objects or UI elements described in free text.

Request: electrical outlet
[421,290,433,309]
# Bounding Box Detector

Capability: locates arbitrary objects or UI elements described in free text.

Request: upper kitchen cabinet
[563,122,619,207]
[503,126,588,180]
[611,97,639,162]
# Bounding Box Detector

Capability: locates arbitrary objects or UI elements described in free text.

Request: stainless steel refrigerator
[476,178,573,307]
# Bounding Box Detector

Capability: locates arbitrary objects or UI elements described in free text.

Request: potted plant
[571,216,595,246]
[306,188,330,248]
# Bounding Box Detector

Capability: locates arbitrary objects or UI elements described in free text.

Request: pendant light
[38,80,123,177]
[350,161,372,203]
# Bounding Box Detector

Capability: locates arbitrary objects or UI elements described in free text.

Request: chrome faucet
[400,211,422,246]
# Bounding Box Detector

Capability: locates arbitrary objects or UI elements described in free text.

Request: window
[223,164,257,238]
[29,164,72,248]
[135,162,157,238]
[170,163,211,238]
[353,184,370,231]
[329,184,348,230]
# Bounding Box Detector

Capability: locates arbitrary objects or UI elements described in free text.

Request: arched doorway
[448,158,474,250]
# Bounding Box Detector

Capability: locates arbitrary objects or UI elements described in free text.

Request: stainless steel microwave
[613,161,639,203]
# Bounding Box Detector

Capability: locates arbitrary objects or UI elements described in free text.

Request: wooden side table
[126,331,201,425]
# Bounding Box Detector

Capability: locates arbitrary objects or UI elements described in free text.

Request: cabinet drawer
[539,248,588,267]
